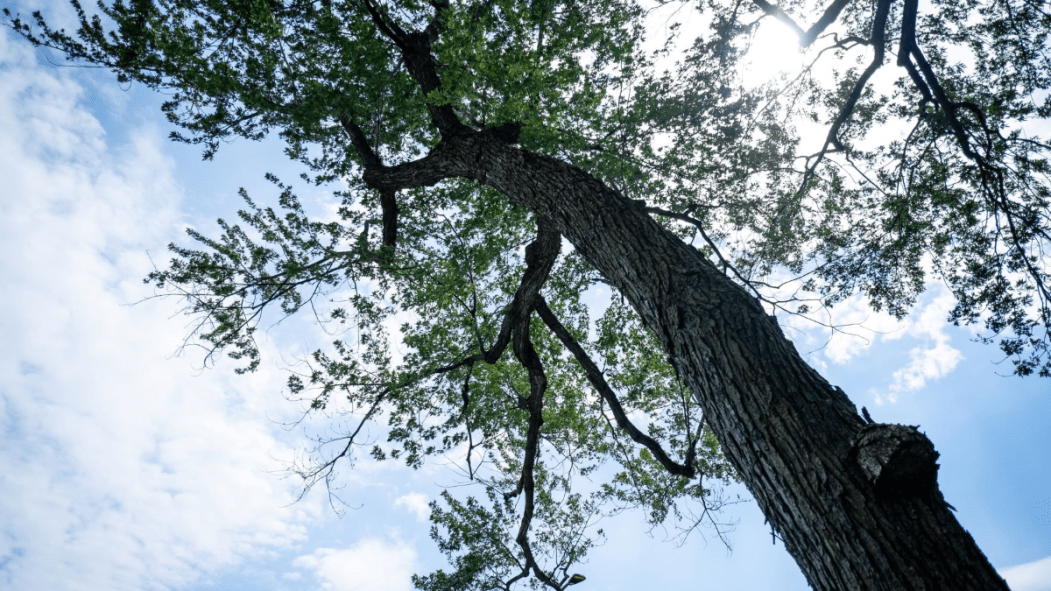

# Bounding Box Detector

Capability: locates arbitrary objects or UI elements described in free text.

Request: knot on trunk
[853,424,940,497]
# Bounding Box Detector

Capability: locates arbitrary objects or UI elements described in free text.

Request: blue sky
[1,3,1050,590]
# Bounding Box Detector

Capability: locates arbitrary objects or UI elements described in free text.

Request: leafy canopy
[5,0,1051,587]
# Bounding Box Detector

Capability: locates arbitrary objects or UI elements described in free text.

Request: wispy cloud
[0,31,311,591]
[775,278,905,366]
[394,492,432,522]
[1000,554,1051,591]
[779,278,964,403]
[294,538,418,591]
[879,289,964,404]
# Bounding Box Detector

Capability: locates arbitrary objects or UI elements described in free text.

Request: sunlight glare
[741,20,804,87]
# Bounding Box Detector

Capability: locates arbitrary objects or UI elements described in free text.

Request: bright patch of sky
[0,29,315,591]
[1,3,1050,591]
[740,19,805,87]
[393,493,432,522]
[293,539,419,591]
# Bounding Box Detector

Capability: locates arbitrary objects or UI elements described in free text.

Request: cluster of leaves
[415,481,602,590]
[145,173,383,372]
[274,178,738,585]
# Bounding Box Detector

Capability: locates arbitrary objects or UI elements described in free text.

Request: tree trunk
[389,130,1012,590]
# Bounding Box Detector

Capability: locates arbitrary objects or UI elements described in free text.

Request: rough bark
[376,129,1012,590]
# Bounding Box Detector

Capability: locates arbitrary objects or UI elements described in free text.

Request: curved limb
[535,297,700,478]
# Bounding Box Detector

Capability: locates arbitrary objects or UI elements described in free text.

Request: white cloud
[0,31,311,591]
[770,270,905,366]
[780,277,961,368]
[777,276,964,403]
[1000,554,1051,591]
[394,492,432,522]
[816,296,903,365]
[880,289,964,403]
[882,342,964,403]
[294,538,418,591]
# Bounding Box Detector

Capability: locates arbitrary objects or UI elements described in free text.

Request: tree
[5,0,1049,588]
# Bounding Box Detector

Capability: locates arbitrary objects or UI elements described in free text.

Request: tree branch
[501,223,563,590]
[535,297,698,478]
[339,114,384,168]
[485,220,562,364]
[430,219,562,381]
[796,0,890,193]
[358,0,465,134]
[339,114,400,248]
[751,0,852,47]
[645,205,765,301]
